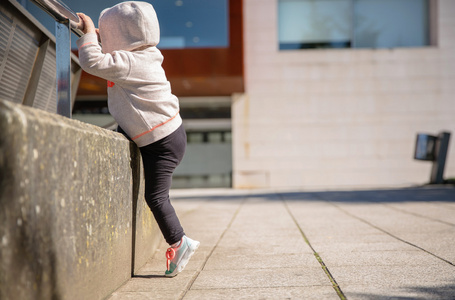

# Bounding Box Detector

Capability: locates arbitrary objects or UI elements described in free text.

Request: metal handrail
[30,0,84,37]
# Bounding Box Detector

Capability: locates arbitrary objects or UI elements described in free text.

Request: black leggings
[119,125,186,245]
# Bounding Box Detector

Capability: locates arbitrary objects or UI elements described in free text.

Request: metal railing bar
[29,0,83,37]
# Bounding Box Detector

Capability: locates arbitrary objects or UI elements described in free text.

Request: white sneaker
[165,236,200,277]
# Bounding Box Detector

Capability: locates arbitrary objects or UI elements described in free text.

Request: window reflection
[23,0,229,49]
[278,0,429,50]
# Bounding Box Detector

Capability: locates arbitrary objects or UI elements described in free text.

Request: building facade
[233,0,455,189]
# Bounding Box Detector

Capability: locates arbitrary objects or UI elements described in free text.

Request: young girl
[74,1,199,277]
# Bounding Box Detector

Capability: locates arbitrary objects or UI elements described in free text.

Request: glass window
[279,0,352,50]
[207,132,223,143]
[150,0,229,49]
[187,132,204,143]
[23,0,229,49]
[353,0,429,48]
[278,0,430,50]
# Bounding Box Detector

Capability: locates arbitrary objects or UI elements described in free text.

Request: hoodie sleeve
[76,33,131,82]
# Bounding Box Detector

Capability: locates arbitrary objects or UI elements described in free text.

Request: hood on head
[99,1,160,53]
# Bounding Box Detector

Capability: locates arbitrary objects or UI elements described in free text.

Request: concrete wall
[0,99,160,300]
[233,0,455,189]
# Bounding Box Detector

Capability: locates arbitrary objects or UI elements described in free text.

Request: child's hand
[95,28,101,43]
[75,13,96,34]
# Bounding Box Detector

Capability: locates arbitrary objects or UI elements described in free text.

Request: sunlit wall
[234,0,455,189]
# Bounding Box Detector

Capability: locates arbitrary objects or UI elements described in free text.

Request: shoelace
[166,247,175,271]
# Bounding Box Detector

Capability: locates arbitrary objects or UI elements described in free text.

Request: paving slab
[318,250,443,267]
[390,232,455,264]
[325,202,455,264]
[384,202,455,226]
[190,268,329,290]
[184,286,339,300]
[331,203,452,234]
[216,230,312,254]
[309,240,420,254]
[203,251,318,270]
[106,186,455,300]
[328,264,455,289]
[343,284,455,300]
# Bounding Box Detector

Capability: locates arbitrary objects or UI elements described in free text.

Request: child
[74,1,199,277]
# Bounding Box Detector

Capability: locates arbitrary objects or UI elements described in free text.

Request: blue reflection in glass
[23,0,229,49]
[150,0,228,48]
[354,0,428,48]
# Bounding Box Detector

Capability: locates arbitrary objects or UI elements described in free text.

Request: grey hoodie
[76,1,182,147]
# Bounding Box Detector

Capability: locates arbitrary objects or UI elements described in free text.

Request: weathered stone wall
[0,99,160,300]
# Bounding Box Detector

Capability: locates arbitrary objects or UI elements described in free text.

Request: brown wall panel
[76,0,243,98]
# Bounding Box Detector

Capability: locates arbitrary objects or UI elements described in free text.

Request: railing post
[56,19,71,118]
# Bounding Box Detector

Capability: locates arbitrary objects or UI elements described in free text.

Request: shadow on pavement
[348,283,455,300]
[172,185,455,204]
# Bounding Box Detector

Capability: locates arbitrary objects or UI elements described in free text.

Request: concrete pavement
[108,186,455,299]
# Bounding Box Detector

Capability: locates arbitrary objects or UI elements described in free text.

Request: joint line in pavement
[329,201,455,268]
[281,197,347,300]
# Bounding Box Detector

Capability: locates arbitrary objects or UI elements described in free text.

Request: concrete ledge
[0,100,160,300]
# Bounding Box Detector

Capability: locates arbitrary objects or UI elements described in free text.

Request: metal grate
[33,46,57,113]
[0,13,9,65]
[0,1,81,115]
[0,11,38,104]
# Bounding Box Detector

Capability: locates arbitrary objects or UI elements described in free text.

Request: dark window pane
[354,0,429,48]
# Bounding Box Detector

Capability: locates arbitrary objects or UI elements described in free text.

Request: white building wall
[233,0,455,189]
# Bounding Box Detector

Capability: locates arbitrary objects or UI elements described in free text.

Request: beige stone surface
[0,100,160,300]
[234,0,455,189]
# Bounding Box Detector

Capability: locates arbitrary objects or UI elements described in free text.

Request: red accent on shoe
[165,237,184,271]
[166,248,175,271]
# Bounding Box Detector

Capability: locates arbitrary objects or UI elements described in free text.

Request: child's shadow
[133,274,168,279]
